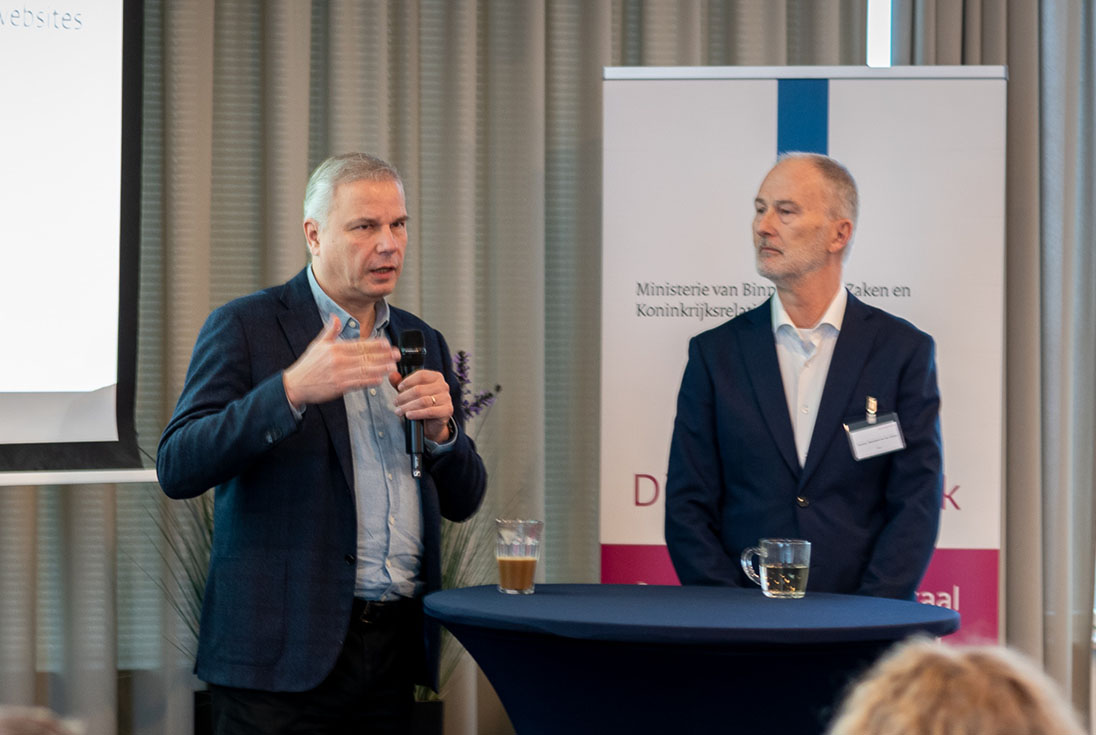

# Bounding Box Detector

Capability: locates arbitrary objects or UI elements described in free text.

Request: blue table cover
[426,583,959,644]
[425,584,959,734]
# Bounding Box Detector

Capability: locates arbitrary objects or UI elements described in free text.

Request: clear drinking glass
[495,519,543,594]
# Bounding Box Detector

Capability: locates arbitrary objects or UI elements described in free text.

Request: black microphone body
[398,330,427,478]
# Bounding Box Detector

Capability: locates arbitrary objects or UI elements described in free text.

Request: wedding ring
[430,395,438,406]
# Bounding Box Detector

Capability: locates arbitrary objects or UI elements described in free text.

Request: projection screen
[0,0,142,471]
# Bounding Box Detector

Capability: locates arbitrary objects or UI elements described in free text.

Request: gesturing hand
[283,316,400,409]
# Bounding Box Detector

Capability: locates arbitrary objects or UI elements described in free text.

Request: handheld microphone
[398,330,427,478]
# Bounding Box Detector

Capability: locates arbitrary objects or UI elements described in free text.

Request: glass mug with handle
[740,538,811,599]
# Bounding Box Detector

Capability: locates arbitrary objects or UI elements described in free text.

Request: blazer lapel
[276,269,356,494]
[799,292,878,488]
[737,301,800,478]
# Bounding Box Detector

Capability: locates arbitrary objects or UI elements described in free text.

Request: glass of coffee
[495,519,543,594]
[739,538,811,599]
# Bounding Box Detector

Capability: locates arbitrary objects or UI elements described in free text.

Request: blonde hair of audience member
[0,706,83,735]
[826,637,1086,735]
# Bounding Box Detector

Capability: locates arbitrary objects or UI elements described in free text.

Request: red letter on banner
[942,479,961,510]
[634,474,660,506]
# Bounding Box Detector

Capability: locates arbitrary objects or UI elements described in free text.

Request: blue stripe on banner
[777,79,828,155]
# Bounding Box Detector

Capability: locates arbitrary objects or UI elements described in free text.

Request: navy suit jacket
[665,292,942,600]
[156,268,487,692]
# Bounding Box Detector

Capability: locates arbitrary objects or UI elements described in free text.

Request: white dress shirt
[771,286,847,467]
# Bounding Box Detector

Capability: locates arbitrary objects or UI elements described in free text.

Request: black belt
[351,597,417,627]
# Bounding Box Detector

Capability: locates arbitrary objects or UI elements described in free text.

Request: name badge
[844,396,905,461]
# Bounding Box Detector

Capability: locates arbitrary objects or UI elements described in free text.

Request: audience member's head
[0,706,83,735]
[826,637,1086,735]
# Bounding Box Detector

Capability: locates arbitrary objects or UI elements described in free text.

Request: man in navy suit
[665,153,942,601]
[157,153,486,733]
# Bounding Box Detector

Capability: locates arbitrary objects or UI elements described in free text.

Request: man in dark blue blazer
[157,153,486,733]
[665,153,942,601]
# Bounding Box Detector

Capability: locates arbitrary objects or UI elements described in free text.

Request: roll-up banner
[600,67,1006,644]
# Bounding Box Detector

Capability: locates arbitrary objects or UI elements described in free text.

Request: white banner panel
[600,67,1006,643]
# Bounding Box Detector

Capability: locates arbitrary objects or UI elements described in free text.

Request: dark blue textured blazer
[157,268,486,692]
[665,292,942,600]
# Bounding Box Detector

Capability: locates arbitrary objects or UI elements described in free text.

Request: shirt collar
[306,265,390,338]
[771,284,848,335]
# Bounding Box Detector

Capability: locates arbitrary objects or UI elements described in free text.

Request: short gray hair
[303,152,404,228]
[777,152,859,226]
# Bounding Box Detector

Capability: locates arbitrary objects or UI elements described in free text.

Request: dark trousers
[209,599,420,735]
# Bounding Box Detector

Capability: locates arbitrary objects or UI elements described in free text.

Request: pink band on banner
[600,544,998,643]
[601,544,680,585]
[917,547,999,644]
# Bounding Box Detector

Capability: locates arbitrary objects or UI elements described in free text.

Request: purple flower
[453,350,502,420]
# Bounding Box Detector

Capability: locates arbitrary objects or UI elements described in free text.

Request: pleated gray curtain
[893,0,1096,721]
[1,2,868,734]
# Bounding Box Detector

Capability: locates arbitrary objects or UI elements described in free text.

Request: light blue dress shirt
[305,266,425,601]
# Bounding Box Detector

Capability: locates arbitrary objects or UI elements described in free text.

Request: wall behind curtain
[2,3,868,734]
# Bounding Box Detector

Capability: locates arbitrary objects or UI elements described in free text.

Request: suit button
[796,496,809,507]
[344,554,356,565]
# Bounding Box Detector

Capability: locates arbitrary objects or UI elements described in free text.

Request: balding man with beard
[665,153,943,601]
